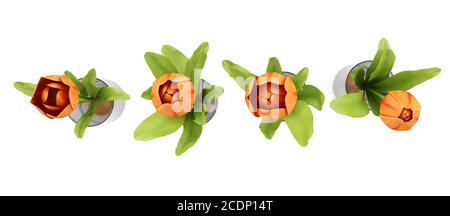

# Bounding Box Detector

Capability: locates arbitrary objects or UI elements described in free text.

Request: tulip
[245,72,298,121]
[379,90,421,131]
[30,75,79,119]
[151,73,195,118]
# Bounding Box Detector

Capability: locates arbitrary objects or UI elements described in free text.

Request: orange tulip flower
[30,75,79,119]
[379,90,421,131]
[151,73,195,118]
[246,72,298,121]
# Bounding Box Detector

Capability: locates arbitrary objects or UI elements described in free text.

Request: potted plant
[330,38,441,130]
[222,57,325,146]
[134,42,224,156]
[14,69,130,138]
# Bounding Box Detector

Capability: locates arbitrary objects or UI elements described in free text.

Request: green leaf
[291,67,309,90]
[79,97,88,104]
[266,57,282,73]
[370,67,441,93]
[222,60,256,90]
[193,104,207,125]
[285,100,314,146]
[185,42,209,79]
[351,66,366,89]
[64,71,87,96]
[259,120,281,140]
[202,85,224,105]
[176,114,203,156]
[14,82,36,97]
[366,91,382,116]
[134,112,185,141]
[82,69,98,98]
[193,85,224,125]
[141,86,152,100]
[161,45,188,74]
[74,101,97,139]
[330,92,369,118]
[298,85,325,110]
[96,87,130,102]
[144,52,177,78]
[367,38,396,82]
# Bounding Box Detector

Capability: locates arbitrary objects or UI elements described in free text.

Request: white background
[0,0,449,195]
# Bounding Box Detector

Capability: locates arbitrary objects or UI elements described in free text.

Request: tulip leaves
[185,42,209,80]
[14,69,130,139]
[97,87,131,102]
[298,85,325,111]
[285,100,314,146]
[14,82,36,97]
[137,42,224,155]
[144,52,177,78]
[260,120,282,140]
[177,113,202,156]
[134,112,186,141]
[141,86,152,100]
[329,38,441,118]
[67,69,130,138]
[330,92,370,117]
[222,60,256,90]
[74,101,97,139]
[161,45,188,74]
[291,67,309,91]
[146,42,209,82]
[194,85,224,125]
[370,67,441,93]
[267,57,282,73]
[367,38,396,82]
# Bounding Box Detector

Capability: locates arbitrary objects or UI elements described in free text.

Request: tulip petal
[159,81,170,96]
[258,108,287,121]
[43,103,62,111]
[69,87,79,110]
[258,96,272,110]
[41,86,50,104]
[245,79,256,98]
[172,91,181,103]
[151,81,163,108]
[156,103,179,118]
[44,75,62,82]
[172,101,192,116]
[245,95,258,115]
[406,92,421,111]
[168,73,190,83]
[161,94,173,104]
[153,73,172,87]
[258,84,271,99]
[177,80,195,107]
[46,82,67,90]
[380,94,403,117]
[380,115,409,131]
[388,90,410,107]
[245,82,258,114]
[60,75,77,88]
[55,90,70,107]
[269,83,286,96]
[56,104,75,118]
[284,77,298,114]
[257,72,286,85]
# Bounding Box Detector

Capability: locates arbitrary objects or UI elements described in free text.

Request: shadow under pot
[197,79,218,123]
[333,60,392,97]
[69,78,126,127]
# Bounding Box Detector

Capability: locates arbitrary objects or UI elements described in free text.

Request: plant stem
[366,89,385,99]
[79,96,91,104]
